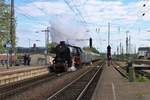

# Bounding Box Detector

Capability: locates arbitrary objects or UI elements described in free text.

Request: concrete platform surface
[0,65,47,74]
[91,63,150,100]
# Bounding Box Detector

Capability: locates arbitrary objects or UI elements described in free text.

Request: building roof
[138,47,150,51]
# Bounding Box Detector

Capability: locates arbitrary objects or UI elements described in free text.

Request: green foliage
[136,92,145,98]
[0,1,10,51]
[83,47,100,54]
[137,75,150,82]
[0,1,16,52]
[47,42,58,49]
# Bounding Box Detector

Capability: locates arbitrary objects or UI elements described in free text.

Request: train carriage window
[72,48,77,55]
[77,48,81,55]
[68,47,73,53]
[68,46,77,56]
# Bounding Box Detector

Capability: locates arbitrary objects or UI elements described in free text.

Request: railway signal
[107,45,111,60]
[89,37,92,48]
[33,43,36,48]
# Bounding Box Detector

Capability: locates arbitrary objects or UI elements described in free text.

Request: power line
[69,0,88,26]
[22,0,49,16]
[63,0,88,27]
[15,6,48,26]
[63,0,80,17]
[17,0,88,28]
[71,3,87,24]
[14,0,50,26]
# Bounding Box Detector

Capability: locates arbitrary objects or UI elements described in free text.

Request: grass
[136,74,150,82]
[136,92,145,98]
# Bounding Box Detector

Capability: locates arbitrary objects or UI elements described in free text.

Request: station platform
[91,63,150,100]
[0,65,47,74]
[0,65,49,86]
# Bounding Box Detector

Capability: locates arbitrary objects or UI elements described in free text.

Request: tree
[47,42,58,49]
[83,47,100,54]
[0,0,10,51]
[0,0,15,52]
[47,42,58,53]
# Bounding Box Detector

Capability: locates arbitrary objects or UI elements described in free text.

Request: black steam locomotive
[49,41,100,73]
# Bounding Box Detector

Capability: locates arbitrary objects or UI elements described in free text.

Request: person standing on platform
[23,54,27,65]
[27,54,31,66]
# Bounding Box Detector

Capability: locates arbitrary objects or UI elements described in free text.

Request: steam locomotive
[49,41,100,73]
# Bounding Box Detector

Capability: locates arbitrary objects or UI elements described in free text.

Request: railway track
[46,62,104,100]
[135,70,150,79]
[0,72,67,100]
[113,61,150,80]
[111,61,128,78]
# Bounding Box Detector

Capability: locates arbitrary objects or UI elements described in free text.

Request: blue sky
[10,0,150,53]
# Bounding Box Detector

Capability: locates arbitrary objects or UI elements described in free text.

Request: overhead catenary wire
[14,6,48,26]
[21,0,86,28]
[69,0,87,24]
[63,0,88,28]
[16,0,88,29]
[23,0,49,16]
[13,0,50,26]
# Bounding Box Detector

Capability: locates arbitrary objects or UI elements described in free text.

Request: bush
[137,75,149,82]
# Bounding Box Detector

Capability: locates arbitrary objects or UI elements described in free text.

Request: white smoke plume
[50,15,90,47]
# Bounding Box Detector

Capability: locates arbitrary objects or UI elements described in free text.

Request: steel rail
[76,62,104,100]
[112,61,128,78]
[0,72,68,99]
[46,62,104,100]
[46,68,93,100]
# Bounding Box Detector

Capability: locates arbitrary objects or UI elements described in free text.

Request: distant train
[49,41,100,73]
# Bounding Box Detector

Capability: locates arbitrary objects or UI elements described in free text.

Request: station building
[138,47,150,59]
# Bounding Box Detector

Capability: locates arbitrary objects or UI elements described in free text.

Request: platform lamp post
[89,37,92,48]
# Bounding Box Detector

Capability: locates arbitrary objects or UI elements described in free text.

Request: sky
[9,0,150,53]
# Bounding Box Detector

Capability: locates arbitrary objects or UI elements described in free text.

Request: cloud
[83,1,131,24]
[50,15,90,47]
[17,0,149,25]
[77,0,150,28]
[17,1,70,16]
[16,0,150,52]
[16,22,47,47]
